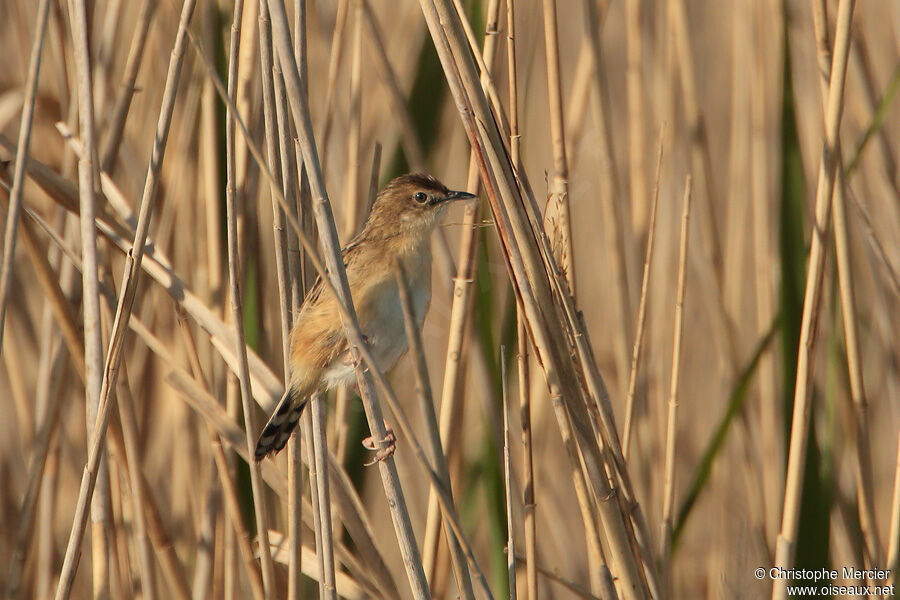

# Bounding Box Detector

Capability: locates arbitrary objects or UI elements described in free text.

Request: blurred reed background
[0,0,898,598]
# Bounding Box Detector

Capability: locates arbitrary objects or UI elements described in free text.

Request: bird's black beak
[442,190,477,202]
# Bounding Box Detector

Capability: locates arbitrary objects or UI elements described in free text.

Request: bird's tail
[254,383,311,460]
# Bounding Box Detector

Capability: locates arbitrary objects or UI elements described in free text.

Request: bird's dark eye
[414,192,428,203]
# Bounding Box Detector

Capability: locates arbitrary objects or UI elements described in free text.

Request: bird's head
[364,173,476,242]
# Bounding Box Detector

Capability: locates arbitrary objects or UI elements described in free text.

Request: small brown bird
[254,173,475,460]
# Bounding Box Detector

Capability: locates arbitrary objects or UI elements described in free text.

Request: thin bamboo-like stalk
[51,27,458,599]
[99,0,155,172]
[624,0,647,236]
[319,0,350,174]
[660,176,693,575]
[264,2,431,596]
[33,211,73,600]
[578,0,633,390]
[0,0,51,353]
[69,0,111,596]
[808,0,882,567]
[361,2,425,170]
[773,1,857,595]
[302,410,326,598]
[332,0,366,469]
[420,0,500,585]
[418,1,650,596]
[211,440,267,600]
[2,231,71,598]
[112,366,156,600]
[540,0,574,294]
[622,127,664,461]
[104,412,193,600]
[311,395,338,600]
[749,0,781,545]
[343,0,363,236]
[53,2,199,597]
[396,263,476,600]
[513,555,608,600]
[670,0,722,284]
[508,2,537,597]
[223,0,275,596]
[501,346,518,600]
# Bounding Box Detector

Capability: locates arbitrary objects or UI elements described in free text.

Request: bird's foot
[362,422,396,466]
[341,335,371,367]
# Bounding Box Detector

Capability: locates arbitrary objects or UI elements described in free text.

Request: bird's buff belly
[321,281,429,390]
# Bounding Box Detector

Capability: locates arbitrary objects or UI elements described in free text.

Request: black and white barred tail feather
[254,385,309,460]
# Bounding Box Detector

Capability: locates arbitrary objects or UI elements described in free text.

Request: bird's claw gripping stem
[362,422,396,466]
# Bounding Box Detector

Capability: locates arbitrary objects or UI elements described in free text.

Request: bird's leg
[362,420,396,466]
[341,335,371,367]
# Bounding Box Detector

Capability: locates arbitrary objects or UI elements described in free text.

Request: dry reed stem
[3,266,69,598]
[53,2,199,597]
[361,2,425,170]
[622,126,664,461]
[111,366,156,600]
[512,555,607,600]
[507,1,537,596]
[223,0,275,595]
[669,0,722,284]
[104,413,192,600]
[396,264,476,600]
[318,0,350,175]
[99,0,155,173]
[540,0,574,295]
[660,176,692,574]
[69,0,111,596]
[578,0,633,389]
[259,5,306,593]
[420,0,500,586]
[265,2,431,596]
[625,0,647,236]
[32,214,71,600]
[332,0,366,472]
[258,0,290,373]
[265,531,370,599]
[809,0,882,567]
[343,0,363,236]
[9,223,194,600]
[0,0,51,353]
[501,346,519,600]
[773,0,857,595]
[157,343,398,597]
[311,395,338,600]
[749,0,782,545]
[302,409,326,599]
[417,0,651,595]
[211,440,267,600]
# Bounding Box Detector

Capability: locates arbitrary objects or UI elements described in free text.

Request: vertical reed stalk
[0,0,51,351]
[70,0,111,596]
[53,2,198,596]
[540,0,574,294]
[622,127,664,460]
[808,0,882,567]
[625,0,647,236]
[223,0,275,595]
[660,176,692,577]
[508,1,537,597]
[501,347,518,600]
[421,0,500,586]
[773,0,857,596]
[396,263,476,600]
[265,2,431,596]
